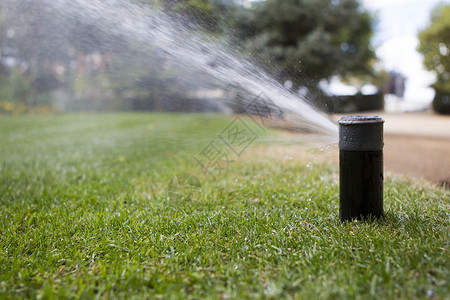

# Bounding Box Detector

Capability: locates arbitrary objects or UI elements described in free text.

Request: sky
[362,0,449,103]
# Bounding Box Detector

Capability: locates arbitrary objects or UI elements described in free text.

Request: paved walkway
[381,111,450,139]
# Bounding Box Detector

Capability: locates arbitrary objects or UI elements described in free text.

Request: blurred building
[386,71,407,98]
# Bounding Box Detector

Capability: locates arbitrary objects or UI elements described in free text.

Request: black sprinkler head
[338,115,384,222]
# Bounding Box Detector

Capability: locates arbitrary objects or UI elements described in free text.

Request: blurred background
[0,0,449,115]
[0,0,449,185]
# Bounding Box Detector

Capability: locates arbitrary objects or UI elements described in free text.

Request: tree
[153,0,237,35]
[1,0,72,98]
[233,0,376,92]
[418,3,450,92]
[418,3,450,114]
[0,2,9,75]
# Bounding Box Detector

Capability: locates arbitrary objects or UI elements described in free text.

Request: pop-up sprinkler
[338,116,384,221]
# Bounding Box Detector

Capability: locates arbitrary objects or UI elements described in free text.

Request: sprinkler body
[338,116,384,221]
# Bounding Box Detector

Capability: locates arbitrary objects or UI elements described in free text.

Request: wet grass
[0,113,449,299]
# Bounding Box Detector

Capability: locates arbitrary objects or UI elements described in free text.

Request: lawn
[0,113,449,299]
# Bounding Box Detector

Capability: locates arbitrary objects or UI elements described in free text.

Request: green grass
[0,113,449,299]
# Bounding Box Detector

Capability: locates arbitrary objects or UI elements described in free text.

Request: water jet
[338,115,384,221]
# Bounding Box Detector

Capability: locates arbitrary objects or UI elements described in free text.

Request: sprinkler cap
[338,115,384,151]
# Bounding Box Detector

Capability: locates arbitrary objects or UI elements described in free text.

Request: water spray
[338,116,384,221]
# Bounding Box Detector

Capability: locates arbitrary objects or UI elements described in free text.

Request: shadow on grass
[377,210,448,231]
[337,209,448,232]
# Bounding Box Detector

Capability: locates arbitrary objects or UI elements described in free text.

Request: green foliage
[0,0,230,112]
[0,113,449,298]
[0,67,59,114]
[0,3,6,46]
[0,68,32,113]
[0,0,70,111]
[0,0,380,112]
[0,0,378,112]
[418,3,450,114]
[157,0,236,33]
[0,68,31,102]
[418,3,450,92]
[234,0,376,88]
[432,89,450,114]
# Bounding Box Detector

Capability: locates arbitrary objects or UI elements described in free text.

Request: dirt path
[384,134,450,185]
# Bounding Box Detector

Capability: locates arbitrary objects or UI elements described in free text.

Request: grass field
[0,113,449,299]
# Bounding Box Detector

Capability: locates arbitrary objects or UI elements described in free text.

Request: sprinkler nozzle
[338,115,384,221]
